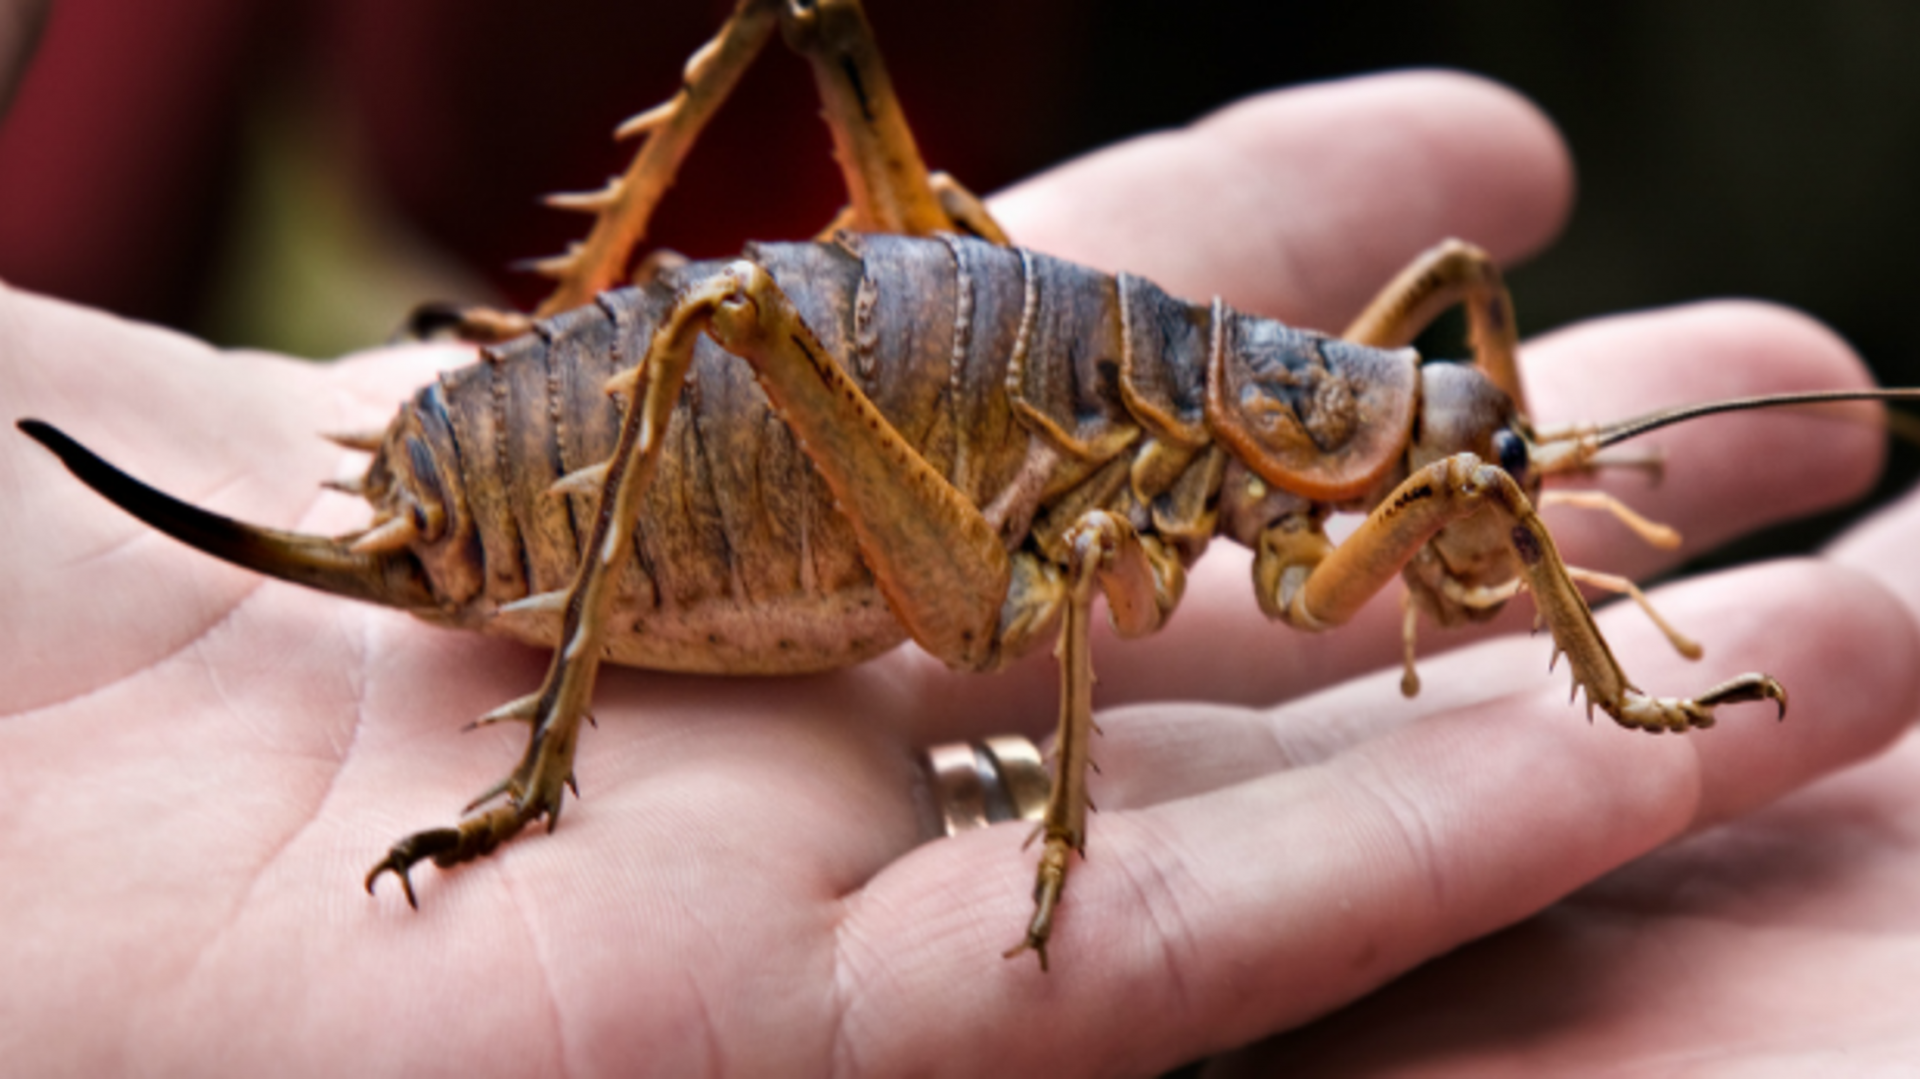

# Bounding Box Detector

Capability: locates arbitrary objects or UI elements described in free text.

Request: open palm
[5,73,1917,1076]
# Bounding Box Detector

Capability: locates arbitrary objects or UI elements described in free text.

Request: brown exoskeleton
[18,0,1920,970]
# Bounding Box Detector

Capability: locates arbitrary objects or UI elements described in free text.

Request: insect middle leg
[778,0,1005,242]
[1342,238,1524,413]
[531,0,786,316]
[366,259,1015,902]
[999,511,1186,970]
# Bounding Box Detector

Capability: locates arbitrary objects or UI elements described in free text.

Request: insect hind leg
[367,260,1015,905]
[531,0,1006,321]
[365,276,747,908]
[779,0,1008,243]
[531,1,784,316]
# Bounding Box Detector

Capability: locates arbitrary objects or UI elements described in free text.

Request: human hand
[4,72,1911,1076]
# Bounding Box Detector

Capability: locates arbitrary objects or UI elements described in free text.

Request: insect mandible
[17,0,1919,971]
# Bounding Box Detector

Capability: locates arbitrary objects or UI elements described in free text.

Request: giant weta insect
[16,0,1918,970]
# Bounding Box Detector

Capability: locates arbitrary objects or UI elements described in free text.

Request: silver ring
[920,735,1049,837]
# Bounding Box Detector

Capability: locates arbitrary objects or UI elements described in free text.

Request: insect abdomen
[398,236,1228,672]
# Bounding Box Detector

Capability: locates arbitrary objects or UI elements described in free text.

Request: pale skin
[5,72,1920,1075]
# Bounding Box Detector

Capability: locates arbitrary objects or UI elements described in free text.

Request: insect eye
[1492,428,1529,479]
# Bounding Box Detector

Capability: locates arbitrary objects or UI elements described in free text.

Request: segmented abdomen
[398,235,1229,672]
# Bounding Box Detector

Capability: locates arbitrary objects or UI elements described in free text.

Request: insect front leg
[999,511,1186,971]
[1254,456,1786,732]
[368,259,1019,903]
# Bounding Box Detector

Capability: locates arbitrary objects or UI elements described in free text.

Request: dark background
[2,0,1916,556]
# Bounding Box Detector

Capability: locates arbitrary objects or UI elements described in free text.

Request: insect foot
[364,827,465,910]
[366,702,581,910]
[1609,673,1789,733]
[365,785,564,909]
[1004,838,1074,973]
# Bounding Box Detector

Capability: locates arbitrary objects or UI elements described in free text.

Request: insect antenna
[1529,388,1920,476]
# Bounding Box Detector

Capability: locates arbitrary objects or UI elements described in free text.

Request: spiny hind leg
[396,0,783,331]
[531,0,784,315]
[364,277,746,906]
[688,259,1014,665]
[780,0,1008,241]
[367,259,1019,904]
[362,688,580,909]
[421,0,1011,338]
[536,0,1005,318]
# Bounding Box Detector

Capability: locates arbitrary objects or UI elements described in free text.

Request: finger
[886,300,1881,743]
[1232,733,1920,1073]
[1,288,343,709]
[1084,538,1896,809]
[990,71,1574,330]
[836,559,1920,1074]
[1825,477,1920,625]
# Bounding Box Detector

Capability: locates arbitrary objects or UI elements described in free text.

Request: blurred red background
[0,0,1085,334]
